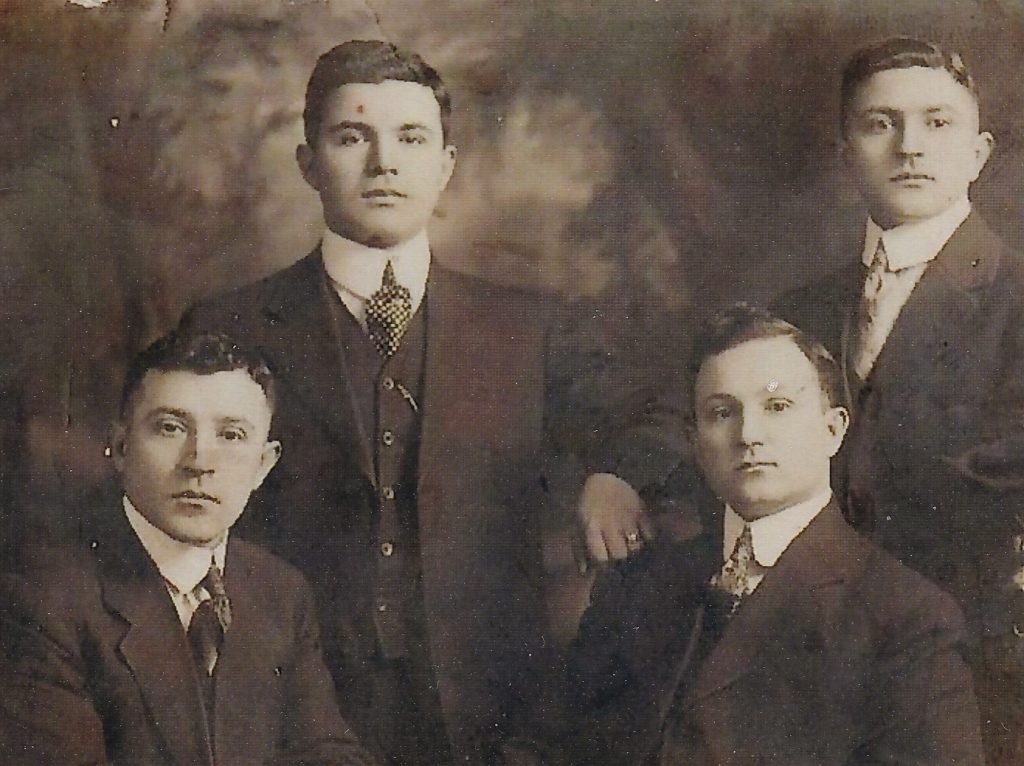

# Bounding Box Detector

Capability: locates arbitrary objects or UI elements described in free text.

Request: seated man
[561,305,983,765]
[0,332,375,766]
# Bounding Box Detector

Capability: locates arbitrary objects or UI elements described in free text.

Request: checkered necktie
[366,261,412,358]
[188,562,231,678]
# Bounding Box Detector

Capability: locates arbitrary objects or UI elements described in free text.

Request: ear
[110,423,128,472]
[825,405,850,457]
[438,144,457,191]
[683,418,697,448]
[253,440,282,491]
[969,131,994,182]
[296,143,318,190]
[838,132,856,172]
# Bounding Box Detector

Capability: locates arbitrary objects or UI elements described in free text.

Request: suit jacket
[180,250,687,761]
[562,502,984,766]
[0,512,375,766]
[773,213,1024,618]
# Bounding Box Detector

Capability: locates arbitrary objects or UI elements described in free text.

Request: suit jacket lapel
[860,213,1000,400]
[262,250,375,484]
[96,518,214,766]
[689,503,851,705]
[212,541,278,761]
[418,265,466,533]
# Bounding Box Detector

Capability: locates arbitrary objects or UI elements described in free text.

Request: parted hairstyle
[303,39,452,146]
[686,303,843,418]
[840,36,978,135]
[120,331,277,420]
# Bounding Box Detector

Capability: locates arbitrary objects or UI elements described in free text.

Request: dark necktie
[366,260,412,358]
[188,562,231,680]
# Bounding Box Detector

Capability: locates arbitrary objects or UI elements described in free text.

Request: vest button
[382,486,395,501]
[382,376,395,390]
[382,430,394,446]
[377,603,387,613]
[381,541,394,557]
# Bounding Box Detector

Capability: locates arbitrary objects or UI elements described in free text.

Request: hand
[576,472,654,565]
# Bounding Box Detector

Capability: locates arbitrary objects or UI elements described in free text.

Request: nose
[179,429,215,478]
[896,120,924,158]
[737,410,766,448]
[367,136,398,177]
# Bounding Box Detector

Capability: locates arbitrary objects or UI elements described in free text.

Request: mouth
[736,460,777,472]
[172,490,219,504]
[362,189,406,200]
[890,172,935,183]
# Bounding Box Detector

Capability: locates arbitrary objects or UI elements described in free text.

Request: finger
[623,529,645,558]
[604,529,630,561]
[638,513,657,542]
[586,524,610,563]
[571,533,591,574]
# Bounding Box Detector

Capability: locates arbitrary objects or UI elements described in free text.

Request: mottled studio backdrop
[2,0,1024,522]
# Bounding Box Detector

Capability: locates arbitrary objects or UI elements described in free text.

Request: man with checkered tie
[181,40,686,765]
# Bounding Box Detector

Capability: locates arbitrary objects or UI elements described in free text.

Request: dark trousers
[369,652,453,766]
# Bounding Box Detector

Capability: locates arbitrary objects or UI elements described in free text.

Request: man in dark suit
[180,40,685,764]
[772,38,1024,762]
[0,332,374,766]
[557,305,983,766]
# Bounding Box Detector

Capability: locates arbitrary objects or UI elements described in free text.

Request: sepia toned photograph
[1,0,1024,763]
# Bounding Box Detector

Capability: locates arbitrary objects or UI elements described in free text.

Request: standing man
[558,306,983,766]
[0,332,374,766]
[181,40,684,764]
[774,37,1024,763]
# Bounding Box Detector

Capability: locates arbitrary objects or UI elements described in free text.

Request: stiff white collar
[723,489,832,567]
[321,228,431,328]
[123,495,227,595]
[861,197,971,272]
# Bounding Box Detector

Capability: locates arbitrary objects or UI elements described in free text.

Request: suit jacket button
[382,430,394,446]
[382,376,396,390]
[381,541,395,557]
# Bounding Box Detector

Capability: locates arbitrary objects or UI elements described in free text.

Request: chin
[166,524,225,548]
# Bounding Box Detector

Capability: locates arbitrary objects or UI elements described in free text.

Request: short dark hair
[840,37,978,135]
[303,39,452,146]
[120,331,277,420]
[687,303,843,418]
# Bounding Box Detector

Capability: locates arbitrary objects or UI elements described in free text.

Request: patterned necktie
[853,239,890,381]
[188,562,231,678]
[366,261,412,358]
[710,524,762,611]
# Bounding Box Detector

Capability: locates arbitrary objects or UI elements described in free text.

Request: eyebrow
[216,416,256,429]
[857,103,960,115]
[324,120,373,133]
[147,407,190,419]
[698,393,738,407]
[323,121,435,134]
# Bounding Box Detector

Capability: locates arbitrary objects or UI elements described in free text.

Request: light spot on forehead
[766,379,779,392]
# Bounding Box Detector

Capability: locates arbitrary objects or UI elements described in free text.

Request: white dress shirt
[321,228,431,331]
[721,489,833,594]
[123,496,227,630]
[854,197,971,377]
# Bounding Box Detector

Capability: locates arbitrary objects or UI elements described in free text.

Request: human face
[694,336,848,521]
[113,370,281,548]
[297,80,457,248]
[842,67,992,228]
